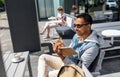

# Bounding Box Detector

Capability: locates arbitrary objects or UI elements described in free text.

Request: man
[70,5,78,17]
[38,13,103,77]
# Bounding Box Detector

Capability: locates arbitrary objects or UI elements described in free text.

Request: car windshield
[108,0,115,2]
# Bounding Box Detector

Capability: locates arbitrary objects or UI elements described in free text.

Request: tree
[0,0,4,6]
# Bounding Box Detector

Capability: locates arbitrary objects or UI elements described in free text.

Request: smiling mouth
[76,30,80,32]
[76,31,80,34]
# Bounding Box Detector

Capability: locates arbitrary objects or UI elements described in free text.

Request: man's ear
[87,25,91,30]
[86,25,91,31]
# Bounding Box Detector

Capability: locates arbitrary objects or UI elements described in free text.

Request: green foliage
[81,0,85,6]
[0,0,4,6]
[80,0,85,10]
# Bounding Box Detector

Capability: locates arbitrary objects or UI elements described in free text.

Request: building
[37,0,120,22]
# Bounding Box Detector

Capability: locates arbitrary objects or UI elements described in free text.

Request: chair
[90,36,120,76]
[93,11,106,21]
[88,49,105,77]
[88,36,120,77]
[103,10,113,21]
[100,40,120,59]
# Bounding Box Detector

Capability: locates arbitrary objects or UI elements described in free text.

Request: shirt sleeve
[81,45,99,68]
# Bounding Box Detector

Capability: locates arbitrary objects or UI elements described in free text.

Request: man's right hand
[53,41,64,53]
[52,40,65,60]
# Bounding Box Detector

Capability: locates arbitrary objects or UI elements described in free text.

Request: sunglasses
[74,23,89,28]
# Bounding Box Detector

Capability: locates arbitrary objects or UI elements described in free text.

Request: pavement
[0,12,120,77]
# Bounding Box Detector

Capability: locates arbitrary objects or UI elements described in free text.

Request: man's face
[74,18,90,36]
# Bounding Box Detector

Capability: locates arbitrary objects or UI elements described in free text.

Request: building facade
[37,0,120,22]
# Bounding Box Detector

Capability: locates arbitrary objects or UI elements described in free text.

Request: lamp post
[118,0,120,21]
[85,0,89,13]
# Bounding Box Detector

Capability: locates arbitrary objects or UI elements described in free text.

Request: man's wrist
[59,54,65,60]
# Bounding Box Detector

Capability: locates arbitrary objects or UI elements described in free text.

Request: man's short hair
[71,5,78,12]
[76,13,93,25]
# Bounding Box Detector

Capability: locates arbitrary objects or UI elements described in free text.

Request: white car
[106,0,118,8]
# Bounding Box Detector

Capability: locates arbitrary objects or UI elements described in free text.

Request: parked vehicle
[0,5,5,12]
[88,0,94,6]
[105,0,118,8]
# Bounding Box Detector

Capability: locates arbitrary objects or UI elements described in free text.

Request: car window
[108,0,115,2]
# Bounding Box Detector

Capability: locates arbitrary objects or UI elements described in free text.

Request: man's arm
[81,46,99,68]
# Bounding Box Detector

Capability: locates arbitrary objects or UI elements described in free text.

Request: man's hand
[53,40,65,60]
[53,40,64,53]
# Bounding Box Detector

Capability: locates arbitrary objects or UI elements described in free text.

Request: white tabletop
[101,29,120,37]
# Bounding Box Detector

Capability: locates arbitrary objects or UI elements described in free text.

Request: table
[3,51,33,77]
[56,26,70,35]
[101,29,120,59]
[101,29,120,45]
